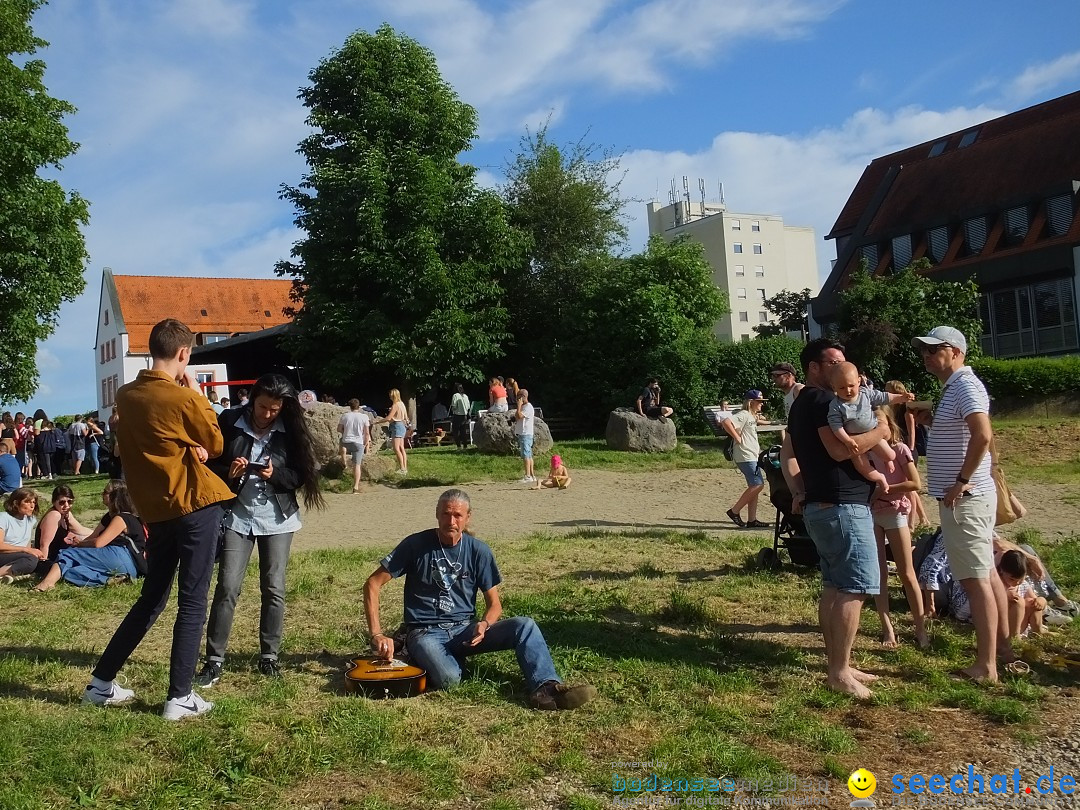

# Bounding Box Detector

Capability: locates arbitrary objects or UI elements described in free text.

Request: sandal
[745,520,770,529]
[1004,660,1031,676]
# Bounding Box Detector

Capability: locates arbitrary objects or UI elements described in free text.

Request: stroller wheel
[756,547,780,571]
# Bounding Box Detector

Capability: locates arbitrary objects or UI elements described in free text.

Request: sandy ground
[294,468,1080,552]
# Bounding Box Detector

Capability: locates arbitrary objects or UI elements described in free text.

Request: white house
[93,268,295,421]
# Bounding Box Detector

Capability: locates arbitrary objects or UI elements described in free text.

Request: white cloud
[618,103,1004,281]
[1004,51,1080,103]
[163,0,255,37]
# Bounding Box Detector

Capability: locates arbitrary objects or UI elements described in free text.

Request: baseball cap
[911,326,967,354]
[744,389,765,400]
[769,362,797,377]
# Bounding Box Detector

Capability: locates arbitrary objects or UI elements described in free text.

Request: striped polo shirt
[926,367,993,498]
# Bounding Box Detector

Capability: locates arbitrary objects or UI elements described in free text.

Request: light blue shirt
[225,413,302,536]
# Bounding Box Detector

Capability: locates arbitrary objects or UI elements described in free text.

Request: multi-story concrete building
[93,268,294,421]
[646,200,819,342]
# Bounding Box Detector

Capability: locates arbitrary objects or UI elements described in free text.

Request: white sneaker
[1044,607,1072,627]
[162,691,213,721]
[83,680,135,706]
[519,477,533,484]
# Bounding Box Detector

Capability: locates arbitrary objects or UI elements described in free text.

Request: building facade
[814,90,1080,359]
[646,200,819,342]
[93,269,295,421]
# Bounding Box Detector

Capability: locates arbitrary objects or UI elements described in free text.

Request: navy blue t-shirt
[380,529,501,627]
[788,384,873,505]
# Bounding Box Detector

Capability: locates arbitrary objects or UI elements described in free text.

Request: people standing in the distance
[0,439,22,495]
[234,388,250,409]
[207,390,224,415]
[85,416,105,475]
[35,485,92,563]
[68,414,89,476]
[83,318,233,721]
[32,480,148,592]
[636,378,673,420]
[515,388,536,484]
[769,363,804,418]
[51,421,68,478]
[726,390,770,529]
[34,421,58,481]
[505,378,520,411]
[387,389,409,476]
[195,374,326,687]
[913,326,1013,683]
[338,398,372,494]
[450,384,471,450]
[107,406,121,480]
[0,488,44,584]
[868,407,929,650]
[488,378,509,414]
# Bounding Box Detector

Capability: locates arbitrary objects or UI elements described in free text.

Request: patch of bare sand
[294,468,1080,553]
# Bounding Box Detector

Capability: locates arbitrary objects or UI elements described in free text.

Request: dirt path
[294,469,1080,552]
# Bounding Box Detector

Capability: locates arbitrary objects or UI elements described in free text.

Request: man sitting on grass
[363,488,596,710]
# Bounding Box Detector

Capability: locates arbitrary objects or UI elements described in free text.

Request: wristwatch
[955,476,969,484]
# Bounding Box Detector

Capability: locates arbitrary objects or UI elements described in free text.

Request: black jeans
[93,504,222,698]
[451,414,468,447]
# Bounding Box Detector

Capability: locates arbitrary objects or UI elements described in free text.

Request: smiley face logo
[847,769,877,798]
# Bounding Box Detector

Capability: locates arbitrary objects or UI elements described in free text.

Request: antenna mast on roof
[719,182,725,205]
[698,178,706,209]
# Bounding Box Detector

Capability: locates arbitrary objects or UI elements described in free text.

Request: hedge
[970,355,1080,398]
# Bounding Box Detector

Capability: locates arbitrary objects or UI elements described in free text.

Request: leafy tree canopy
[0,0,89,403]
[276,24,522,392]
[754,287,811,339]
[837,258,981,391]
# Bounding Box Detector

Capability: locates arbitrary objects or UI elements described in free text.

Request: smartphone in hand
[246,460,269,473]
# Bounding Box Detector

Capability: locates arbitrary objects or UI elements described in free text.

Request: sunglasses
[56,498,74,505]
[919,343,953,355]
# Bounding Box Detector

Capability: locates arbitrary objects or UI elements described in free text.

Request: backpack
[722,437,735,461]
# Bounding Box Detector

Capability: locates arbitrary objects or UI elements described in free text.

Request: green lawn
[3,526,1078,809]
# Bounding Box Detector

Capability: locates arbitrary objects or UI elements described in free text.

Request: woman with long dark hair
[195,374,325,686]
[36,485,92,561]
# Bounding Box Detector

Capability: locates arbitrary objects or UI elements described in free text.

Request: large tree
[0,0,89,403]
[753,287,812,339]
[837,258,981,390]
[276,25,521,397]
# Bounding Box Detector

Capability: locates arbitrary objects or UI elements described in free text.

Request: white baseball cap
[911,326,967,354]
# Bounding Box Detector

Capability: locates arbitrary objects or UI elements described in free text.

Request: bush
[711,336,803,420]
[970,355,1080,398]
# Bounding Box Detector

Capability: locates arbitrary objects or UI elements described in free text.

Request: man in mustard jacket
[83,319,234,721]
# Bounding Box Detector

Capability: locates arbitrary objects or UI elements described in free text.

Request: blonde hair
[878,406,903,445]
[389,389,401,404]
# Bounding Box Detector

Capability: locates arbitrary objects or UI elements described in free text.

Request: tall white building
[647,199,819,342]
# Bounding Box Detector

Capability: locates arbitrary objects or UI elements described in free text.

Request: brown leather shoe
[529,680,597,710]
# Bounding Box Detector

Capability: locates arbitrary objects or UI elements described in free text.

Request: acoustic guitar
[344,655,427,699]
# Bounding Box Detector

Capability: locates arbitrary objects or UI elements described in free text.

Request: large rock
[304,402,347,467]
[360,452,397,482]
[605,408,677,452]
[473,413,554,456]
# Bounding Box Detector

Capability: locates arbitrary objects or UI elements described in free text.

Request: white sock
[90,676,111,690]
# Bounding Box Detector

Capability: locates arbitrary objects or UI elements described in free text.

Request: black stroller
[755,445,820,570]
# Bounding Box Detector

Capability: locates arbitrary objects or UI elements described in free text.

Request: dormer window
[928,139,947,158]
[957,129,979,148]
[1004,206,1030,245]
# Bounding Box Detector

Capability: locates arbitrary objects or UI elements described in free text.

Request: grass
[3,526,1076,809]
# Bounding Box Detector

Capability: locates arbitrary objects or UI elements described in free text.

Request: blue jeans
[93,504,222,698]
[57,545,137,586]
[802,502,879,595]
[88,442,100,474]
[406,616,559,693]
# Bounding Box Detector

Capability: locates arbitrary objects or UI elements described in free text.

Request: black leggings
[36,451,53,478]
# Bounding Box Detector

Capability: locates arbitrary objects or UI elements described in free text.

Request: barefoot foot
[827,674,873,699]
[850,668,880,684]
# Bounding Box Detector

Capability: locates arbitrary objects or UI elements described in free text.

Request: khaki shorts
[938,493,996,580]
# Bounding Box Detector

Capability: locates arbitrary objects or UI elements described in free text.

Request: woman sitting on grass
[36,485,91,562]
[32,480,147,592]
[533,454,572,490]
[0,488,44,583]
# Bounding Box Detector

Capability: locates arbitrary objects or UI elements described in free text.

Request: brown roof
[828,90,1080,240]
[113,275,295,354]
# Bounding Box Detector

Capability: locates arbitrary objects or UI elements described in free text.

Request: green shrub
[970,355,1080,398]
[712,336,803,419]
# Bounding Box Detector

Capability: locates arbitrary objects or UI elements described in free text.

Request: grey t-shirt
[828,387,890,434]
[380,529,501,627]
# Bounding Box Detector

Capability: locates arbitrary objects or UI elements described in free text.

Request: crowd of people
[0,410,113,491]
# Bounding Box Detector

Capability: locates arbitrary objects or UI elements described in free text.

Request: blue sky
[14,0,1080,417]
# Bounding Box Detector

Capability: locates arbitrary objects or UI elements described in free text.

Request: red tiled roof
[827,90,1080,240]
[113,275,295,354]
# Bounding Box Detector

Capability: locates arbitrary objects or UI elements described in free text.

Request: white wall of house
[646,201,820,342]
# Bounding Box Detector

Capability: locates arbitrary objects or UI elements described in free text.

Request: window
[740,334,751,342]
[734,265,745,277]
[963,216,987,255]
[738,311,749,322]
[1004,206,1029,245]
[737,288,746,299]
[100,345,105,365]
[201,334,229,344]
[861,244,879,268]
[981,278,1078,357]
[758,311,768,323]
[958,129,979,148]
[927,226,949,263]
[101,379,107,406]
[111,338,117,359]
[1046,194,1074,237]
[196,372,214,387]
[731,219,741,231]
[751,220,760,232]
[752,243,763,254]
[928,139,947,157]
[892,234,912,269]
[733,242,743,254]
[754,265,765,277]
[104,310,109,325]
[757,288,767,302]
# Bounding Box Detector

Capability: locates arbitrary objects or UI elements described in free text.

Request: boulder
[605,408,677,452]
[360,452,397,482]
[304,402,347,467]
[473,413,554,456]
